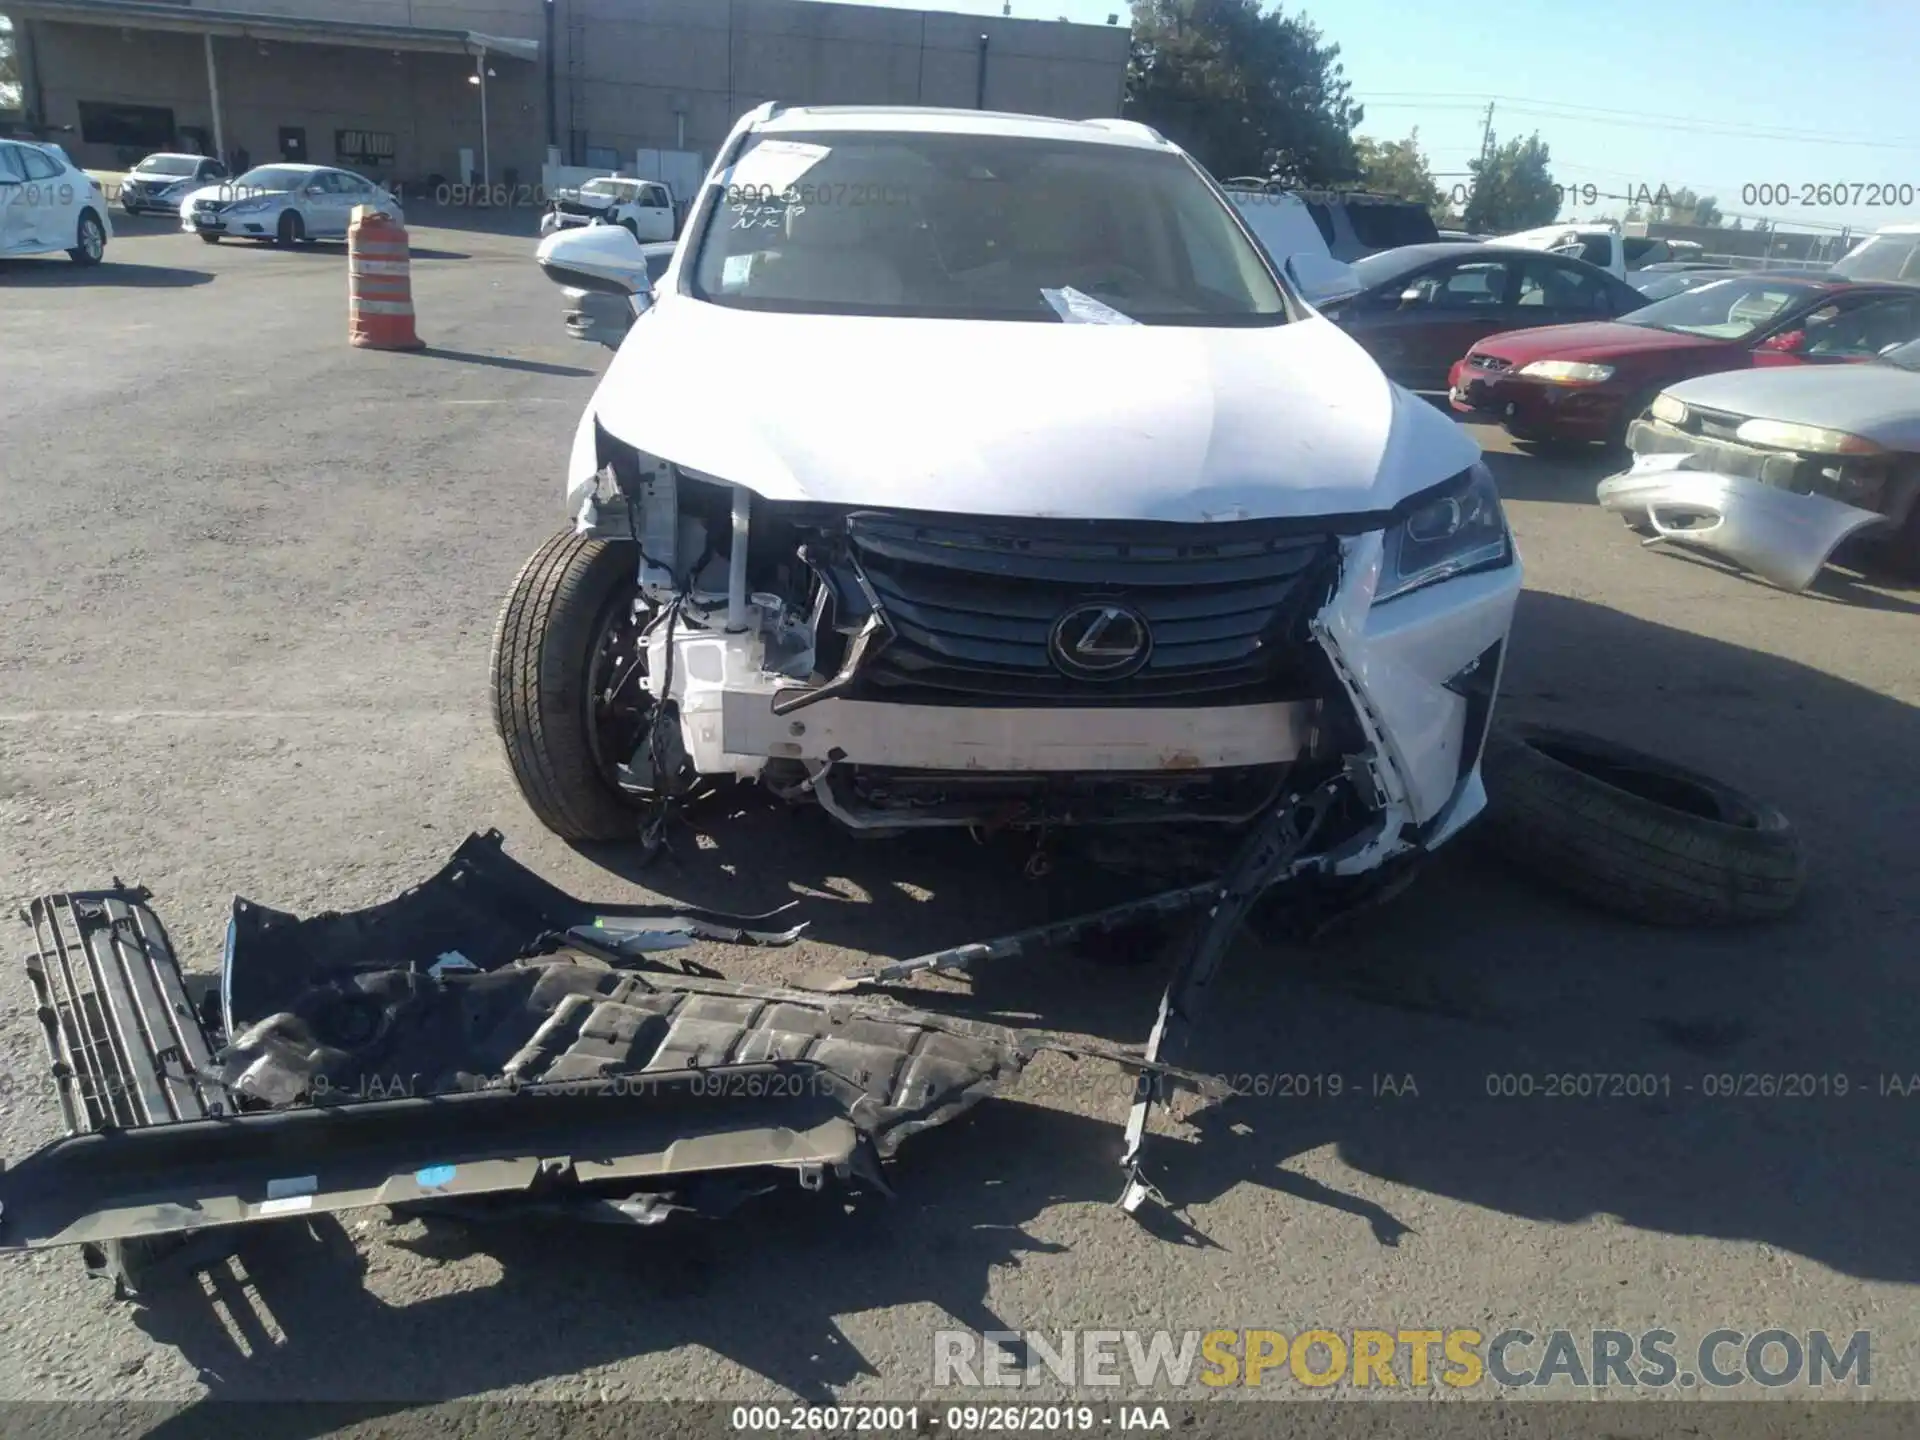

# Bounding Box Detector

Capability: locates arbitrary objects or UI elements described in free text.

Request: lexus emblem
[1047,601,1152,681]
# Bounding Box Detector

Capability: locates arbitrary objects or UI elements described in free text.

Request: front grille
[557,199,609,219]
[1466,353,1512,372]
[845,513,1337,706]
[1682,406,1747,442]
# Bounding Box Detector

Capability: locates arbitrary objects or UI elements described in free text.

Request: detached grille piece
[845,513,1337,705]
[23,891,226,1136]
[1466,353,1513,373]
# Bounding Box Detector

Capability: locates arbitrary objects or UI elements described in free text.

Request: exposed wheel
[1479,721,1805,925]
[68,211,106,266]
[276,209,305,247]
[199,232,222,245]
[489,532,656,842]
[621,217,641,242]
[1621,509,1656,537]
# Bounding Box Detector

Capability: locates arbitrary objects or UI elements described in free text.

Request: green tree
[0,18,20,112]
[1647,186,1723,226]
[1355,129,1442,215]
[1126,0,1362,185]
[1460,133,1559,234]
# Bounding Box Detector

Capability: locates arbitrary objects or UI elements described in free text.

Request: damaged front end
[1602,413,1914,591]
[2,833,1218,1291]
[565,417,1517,864]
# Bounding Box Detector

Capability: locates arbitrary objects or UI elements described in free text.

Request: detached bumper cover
[1,833,1213,1260]
[1597,447,1889,592]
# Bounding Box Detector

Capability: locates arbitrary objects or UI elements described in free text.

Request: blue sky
[808,0,1920,237]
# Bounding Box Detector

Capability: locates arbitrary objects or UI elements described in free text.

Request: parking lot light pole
[204,33,225,164]
[471,50,491,188]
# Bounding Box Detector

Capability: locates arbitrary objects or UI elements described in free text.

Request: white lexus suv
[0,138,111,265]
[494,104,1522,891]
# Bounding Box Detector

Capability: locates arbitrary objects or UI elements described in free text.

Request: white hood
[578,300,1480,522]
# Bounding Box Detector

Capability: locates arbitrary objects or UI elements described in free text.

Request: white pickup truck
[1494,223,1702,279]
[540,175,677,241]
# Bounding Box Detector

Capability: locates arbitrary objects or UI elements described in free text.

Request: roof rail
[1083,117,1167,145]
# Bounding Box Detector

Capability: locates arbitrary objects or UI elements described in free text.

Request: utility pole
[1477,101,1496,163]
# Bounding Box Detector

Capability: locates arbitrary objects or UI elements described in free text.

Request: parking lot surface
[0,222,1915,1406]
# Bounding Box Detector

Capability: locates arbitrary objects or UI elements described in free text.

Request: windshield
[229,166,309,192]
[1628,271,1719,303]
[1621,276,1819,339]
[136,156,199,177]
[582,179,629,199]
[1830,234,1920,282]
[690,130,1289,324]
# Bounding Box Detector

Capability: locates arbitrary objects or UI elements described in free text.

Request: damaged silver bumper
[1597,447,1891,593]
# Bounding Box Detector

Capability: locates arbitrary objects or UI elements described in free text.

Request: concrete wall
[23,20,547,182]
[16,0,1129,186]
[557,0,1131,164]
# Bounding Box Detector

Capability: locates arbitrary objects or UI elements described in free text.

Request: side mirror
[1398,286,1425,306]
[1284,252,1363,306]
[1758,329,1805,354]
[538,224,656,300]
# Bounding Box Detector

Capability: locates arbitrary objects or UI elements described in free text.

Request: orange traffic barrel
[348,205,424,351]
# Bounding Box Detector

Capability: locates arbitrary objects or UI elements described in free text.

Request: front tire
[275,209,305,247]
[68,211,106,266]
[198,232,222,245]
[489,532,653,842]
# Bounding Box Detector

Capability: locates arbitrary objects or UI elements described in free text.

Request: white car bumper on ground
[1597,450,1889,592]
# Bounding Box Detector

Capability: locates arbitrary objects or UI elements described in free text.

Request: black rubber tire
[199,232,222,245]
[489,531,648,842]
[68,211,106,266]
[1621,509,1656,537]
[621,218,641,242]
[276,209,304,247]
[1479,721,1805,926]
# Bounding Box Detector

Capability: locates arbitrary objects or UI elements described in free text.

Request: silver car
[1598,337,1920,590]
[180,163,403,245]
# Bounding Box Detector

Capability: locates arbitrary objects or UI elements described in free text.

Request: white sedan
[0,137,112,265]
[180,163,404,245]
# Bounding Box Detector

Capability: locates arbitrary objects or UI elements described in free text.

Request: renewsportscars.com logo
[932,1327,1871,1391]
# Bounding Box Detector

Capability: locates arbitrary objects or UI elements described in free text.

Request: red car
[1447,274,1920,446]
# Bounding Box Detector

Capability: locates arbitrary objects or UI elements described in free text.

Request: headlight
[1517,359,1615,383]
[1648,393,1687,425]
[1732,418,1884,455]
[1377,463,1512,604]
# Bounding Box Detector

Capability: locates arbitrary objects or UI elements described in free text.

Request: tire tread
[1480,722,1805,925]
[488,531,643,842]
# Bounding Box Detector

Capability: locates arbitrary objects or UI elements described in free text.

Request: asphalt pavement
[0,220,1914,1411]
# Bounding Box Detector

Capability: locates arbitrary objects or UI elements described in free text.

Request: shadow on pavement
[420,347,596,377]
[1632,535,1920,614]
[0,257,213,287]
[1482,446,1620,505]
[115,590,1918,1417]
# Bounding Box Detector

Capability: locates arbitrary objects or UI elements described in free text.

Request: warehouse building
[3,0,1131,191]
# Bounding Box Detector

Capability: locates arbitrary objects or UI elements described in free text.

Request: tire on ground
[489,531,646,842]
[1478,721,1805,925]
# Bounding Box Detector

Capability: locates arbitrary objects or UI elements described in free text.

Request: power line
[1358,92,1920,150]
